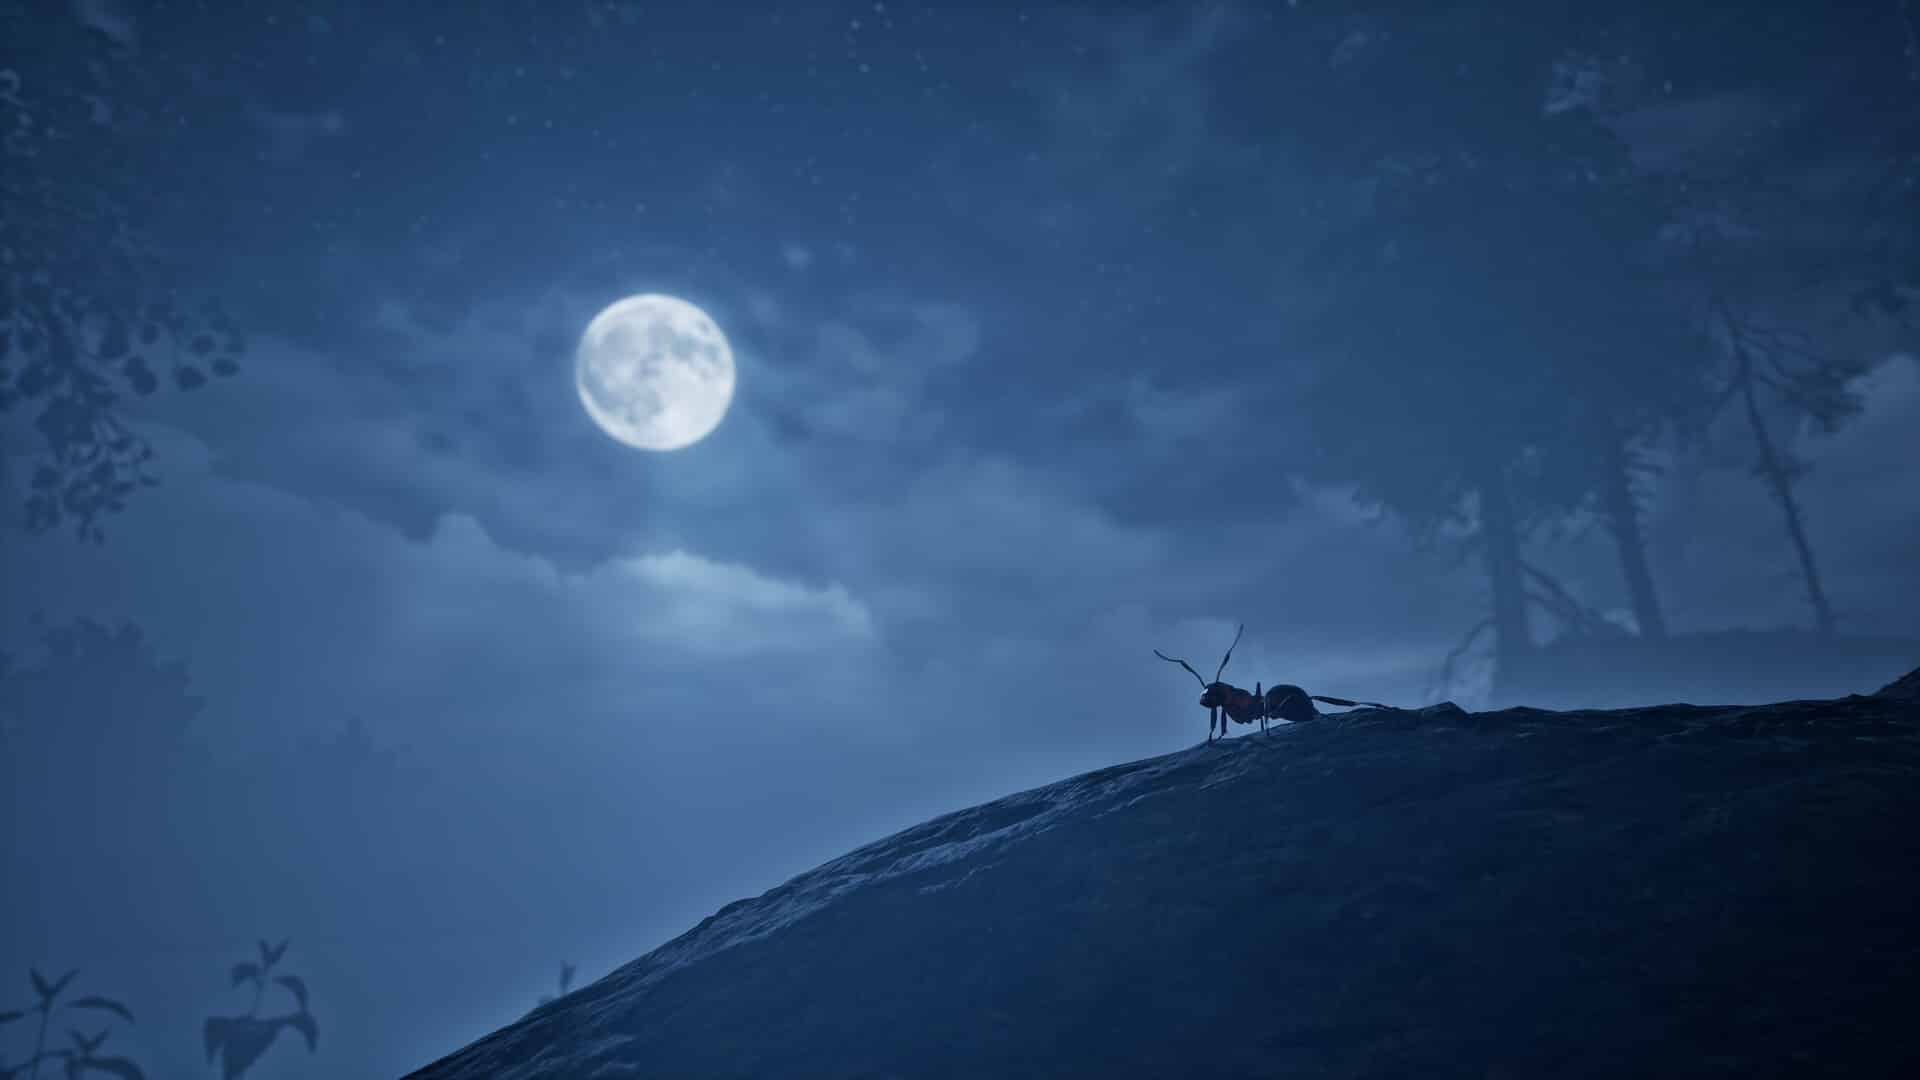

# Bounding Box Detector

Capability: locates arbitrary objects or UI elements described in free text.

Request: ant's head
[1156,623,1248,708]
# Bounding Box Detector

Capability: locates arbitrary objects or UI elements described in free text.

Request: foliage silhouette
[1302,156,1678,683]
[1624,3,1919,636]
[1290,4,1918,696]
[0,616,201,763]
[1285,8,1730,694]
[203,940,318,1080]
[0,7,243,542]
[307,715,411,788]
[0,968,143,1080]
[1647,211,1880,638]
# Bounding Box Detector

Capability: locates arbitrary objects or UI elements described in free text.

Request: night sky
[4,3,1917,1076]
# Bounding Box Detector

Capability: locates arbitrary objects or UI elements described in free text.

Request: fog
[3,3,1916,1076]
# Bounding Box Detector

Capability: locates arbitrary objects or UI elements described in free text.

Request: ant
[1154,623,1390,741]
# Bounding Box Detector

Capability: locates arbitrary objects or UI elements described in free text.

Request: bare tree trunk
[1741,373,1836,635]
[1599,434,1667,640]
[1476,457,1533,691]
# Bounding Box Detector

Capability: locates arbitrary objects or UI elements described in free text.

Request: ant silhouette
[1154,623,1391,740]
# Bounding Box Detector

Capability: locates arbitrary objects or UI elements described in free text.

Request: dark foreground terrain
[412,670,1920,1079]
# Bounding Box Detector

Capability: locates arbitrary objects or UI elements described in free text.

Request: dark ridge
[411,690,1920,1079]
[1877,665,1920,701]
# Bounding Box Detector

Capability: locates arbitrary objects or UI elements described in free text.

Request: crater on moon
[575,294,736,451]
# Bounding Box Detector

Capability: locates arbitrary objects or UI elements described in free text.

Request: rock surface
[1879,665,1920,702]
[409,673,1920,1079]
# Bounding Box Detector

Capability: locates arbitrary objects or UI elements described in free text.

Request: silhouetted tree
[1293,1,1917,671]
[1629,0,1918,634]
[1517,201,1713,644]
[0,616,206,908]
[1649,3,1920,636]
[1301,122,1697,682]
[0,616,201,768]
[1282,4,1749,688]
[1703,300,1866,635]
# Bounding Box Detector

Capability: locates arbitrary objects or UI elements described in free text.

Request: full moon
[575,293,736,451]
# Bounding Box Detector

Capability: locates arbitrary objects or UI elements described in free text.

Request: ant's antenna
[1154,650,1208,688]
[1213,623,1244,683]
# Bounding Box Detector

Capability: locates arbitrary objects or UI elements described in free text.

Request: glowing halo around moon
[574,293,736,451]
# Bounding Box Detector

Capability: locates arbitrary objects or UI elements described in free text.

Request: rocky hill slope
[409,670,1920,1078]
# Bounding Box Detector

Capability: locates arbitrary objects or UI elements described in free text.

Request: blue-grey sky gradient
[4,3,1916,1075]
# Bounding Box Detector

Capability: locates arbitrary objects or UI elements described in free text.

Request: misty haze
[4,2,1918,1077]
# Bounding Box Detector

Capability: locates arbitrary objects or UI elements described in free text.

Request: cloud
[822,452,1168,607]
[615,548,874,651]
[749,294,981,451]
[70,0,136,49]
[1610,91,1806,175]
[250,105,349,163]
[1,427,879,754]
[1032,4,1250,219]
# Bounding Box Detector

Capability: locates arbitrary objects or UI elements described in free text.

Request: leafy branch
[0,15,244,542]
[204,939,318,1080]
[0,968,143,1080]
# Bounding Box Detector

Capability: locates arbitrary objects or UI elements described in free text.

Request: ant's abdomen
[1265,684,1316,723]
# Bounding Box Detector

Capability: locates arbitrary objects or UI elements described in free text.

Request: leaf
[121,357,156,396]
[206,1015,279,1079]
[68,998,134,1025]
[75,1055,145,1080]
[31,968,50,999]
[98,322,129,359]
[273,976,306,1012]
[229,963,260,989]
[270,940,289,967]
[37,969,78,1004]
[0,1008,27,1024]
[255,941,271,970]
[172,366,207,391]
[283,1010,318,1052]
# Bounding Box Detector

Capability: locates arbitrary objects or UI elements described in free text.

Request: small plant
[203,940,318,1080]
[0,968,144,1079]
[531,963,576,1013]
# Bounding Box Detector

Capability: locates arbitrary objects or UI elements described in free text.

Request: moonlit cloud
[615,549,875,649]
